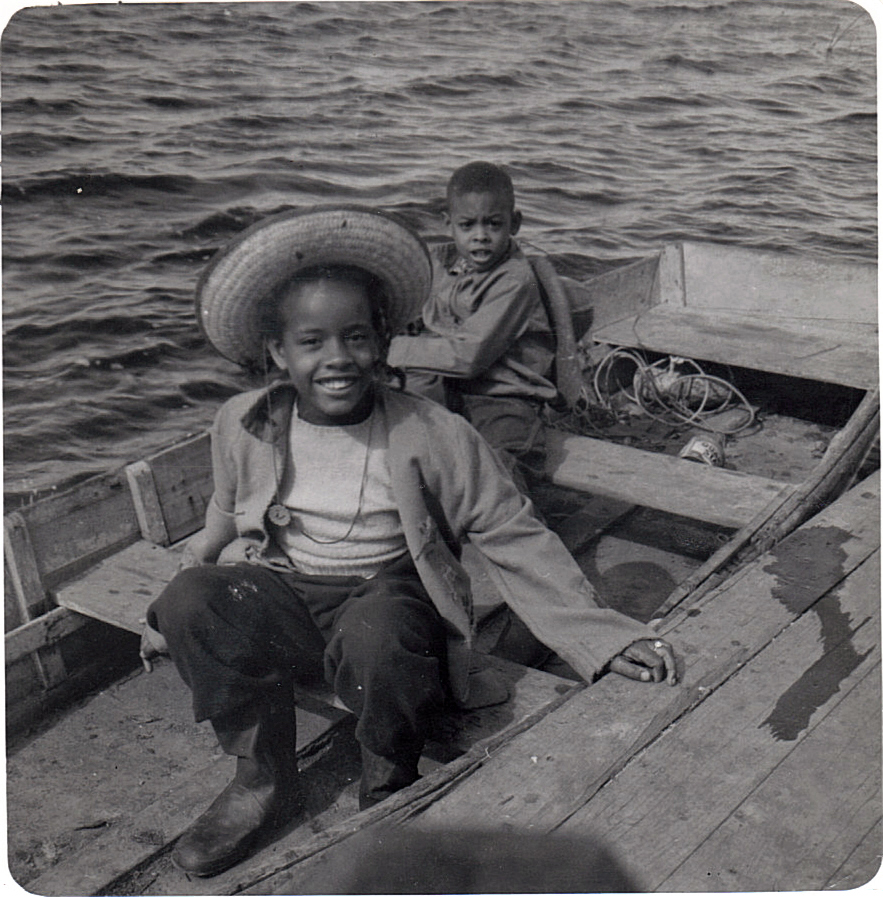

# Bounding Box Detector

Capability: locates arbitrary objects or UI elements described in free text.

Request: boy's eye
[299,337,321,347]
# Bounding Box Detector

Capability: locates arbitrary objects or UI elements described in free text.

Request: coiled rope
[591,347,756,435]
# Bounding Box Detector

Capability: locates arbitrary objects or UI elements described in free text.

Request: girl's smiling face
[268,275,381,426]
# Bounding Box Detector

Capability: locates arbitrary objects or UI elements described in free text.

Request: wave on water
[4,172,203,202]
[2,0,876,498]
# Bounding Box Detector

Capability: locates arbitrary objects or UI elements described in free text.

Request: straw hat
[196,205,432,367]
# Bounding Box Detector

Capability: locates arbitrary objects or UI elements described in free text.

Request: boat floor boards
[14,640,576,897]
[258,471,880,895]
[9,479,879,895]
[559,550,880,892]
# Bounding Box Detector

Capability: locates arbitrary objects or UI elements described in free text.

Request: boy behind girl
[387,161,554,487]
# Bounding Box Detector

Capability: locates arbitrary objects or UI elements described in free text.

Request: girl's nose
[325,337,353,364]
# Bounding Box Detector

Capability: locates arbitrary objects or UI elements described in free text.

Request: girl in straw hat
[141,206,677,877]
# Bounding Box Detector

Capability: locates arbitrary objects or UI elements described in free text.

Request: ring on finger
[653,640,667,651]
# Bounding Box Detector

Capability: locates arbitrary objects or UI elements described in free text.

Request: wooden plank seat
[52,537,577,755]
[4,433,214,671]
[576,241,878,391]
[591,305,878,390]
[121,416,797,537]
[544,429,793,529]
[47,433,577,763]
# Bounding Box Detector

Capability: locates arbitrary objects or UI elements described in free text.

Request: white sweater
[274,408,407,577]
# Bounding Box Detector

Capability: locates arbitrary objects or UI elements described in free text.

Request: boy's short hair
[446,162,515,209]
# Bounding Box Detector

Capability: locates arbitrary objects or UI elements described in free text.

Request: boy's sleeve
[430,413,652,681]
[387,267,541,378]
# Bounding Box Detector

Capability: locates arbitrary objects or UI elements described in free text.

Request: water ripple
[2,0,876,494]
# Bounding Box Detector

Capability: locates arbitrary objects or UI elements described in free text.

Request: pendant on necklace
[268,504,292,527]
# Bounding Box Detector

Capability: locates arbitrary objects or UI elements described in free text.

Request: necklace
[268,409,374,545]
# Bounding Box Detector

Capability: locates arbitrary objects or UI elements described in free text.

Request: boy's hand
[139,619,169,673]
[609,639,678,686]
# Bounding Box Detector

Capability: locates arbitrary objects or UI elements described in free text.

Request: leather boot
[172,701,301,877]
[358,744,421,811]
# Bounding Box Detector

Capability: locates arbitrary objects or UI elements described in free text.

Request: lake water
[2,0,876,500]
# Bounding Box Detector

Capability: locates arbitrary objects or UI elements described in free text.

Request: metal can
[678,433,725,467]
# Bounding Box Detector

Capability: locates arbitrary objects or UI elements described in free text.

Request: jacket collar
[240,381,297,444]
[240,380,392,443]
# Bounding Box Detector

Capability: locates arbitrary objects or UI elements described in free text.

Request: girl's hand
[608,639,678,686]
[178,543,203,571]
[139,620,169,673]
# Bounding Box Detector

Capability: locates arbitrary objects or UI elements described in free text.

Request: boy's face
[268,277,380,426]
[446,190,522,273]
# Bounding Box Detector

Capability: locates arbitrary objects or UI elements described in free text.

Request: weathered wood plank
[676,241,877,323]
[125,460,170,545]
[146,432,213,544]
[823,817,883,891]
[570,253,660,333]
[9,471,140,584]
[544,429,793,528]
[660,669,881,891]
[6,625,138,743]
[592,306,878,389]
[27,749,250,897]
[655,387,879,616]
[382,473,878,833]
[25,660,575,897]
[239,473,880,895]
[656,241,685,306]
[54,540,182,634]
[5,512,50,622]
[4,606,89,665]
[239,686,584,896]
[556,551,880,891]
[427,655,579,762]
[4,513,69,688]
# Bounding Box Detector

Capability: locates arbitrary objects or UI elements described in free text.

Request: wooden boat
[5,241,880,894]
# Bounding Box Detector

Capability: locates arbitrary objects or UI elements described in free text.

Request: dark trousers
[458,393,547,488]
[147,554,448,760]
[404,371,546,493]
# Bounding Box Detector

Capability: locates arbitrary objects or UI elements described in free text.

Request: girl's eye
[300,337,321,347]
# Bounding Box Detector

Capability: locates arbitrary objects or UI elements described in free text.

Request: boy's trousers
[148,553,448,761]
[403,370,547,492]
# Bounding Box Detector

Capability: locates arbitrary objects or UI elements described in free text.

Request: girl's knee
[334,594,443,660]
[148,566,226,632]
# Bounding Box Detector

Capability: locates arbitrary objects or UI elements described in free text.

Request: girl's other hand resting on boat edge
[138,620,169,673]
[608,638,678,685]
